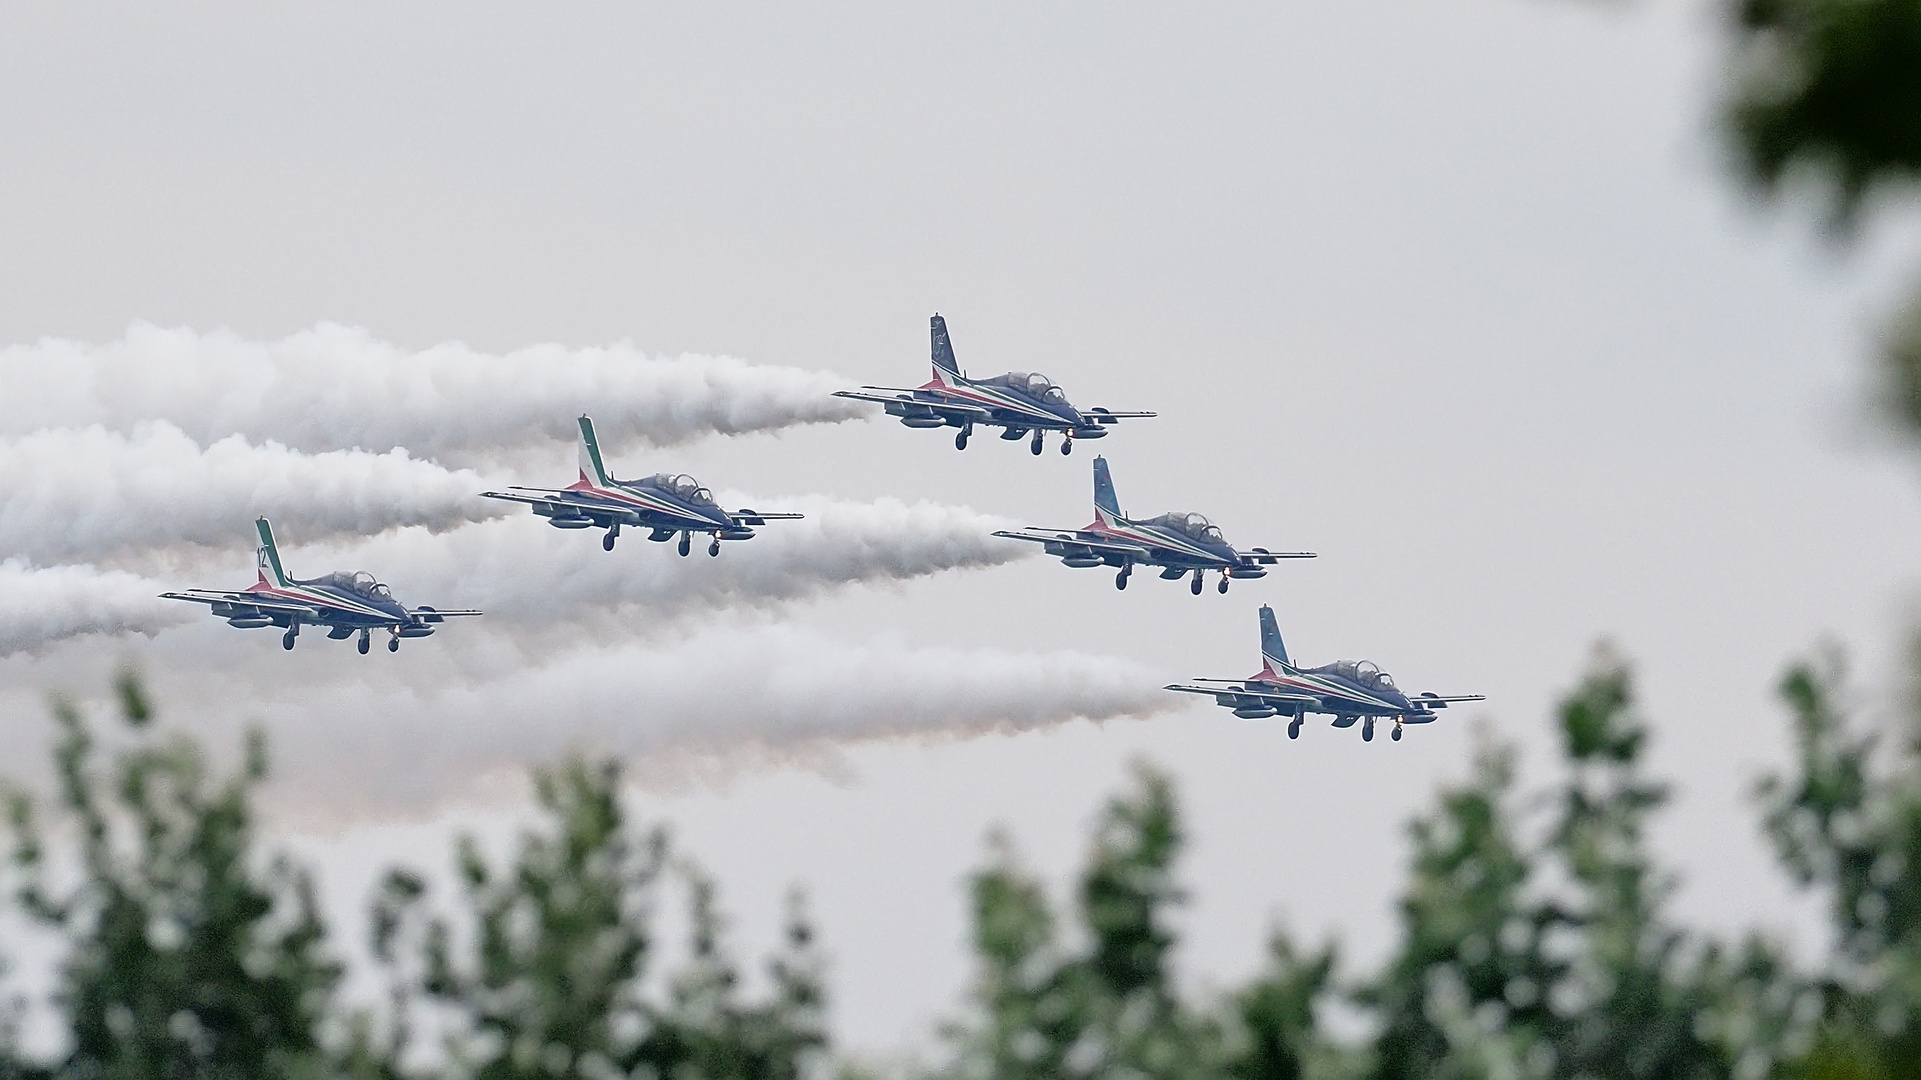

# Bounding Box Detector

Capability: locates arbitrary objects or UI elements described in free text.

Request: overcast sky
[4,0,1921,1062]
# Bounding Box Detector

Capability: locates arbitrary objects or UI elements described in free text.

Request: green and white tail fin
[254,517,291,588]
[1259,605,1292,673]
[577,415,612,487]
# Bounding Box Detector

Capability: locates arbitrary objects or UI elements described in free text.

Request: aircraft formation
[161,313,1480,742]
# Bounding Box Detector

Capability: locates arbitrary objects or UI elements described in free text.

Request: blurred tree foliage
[1723,0,1921,434]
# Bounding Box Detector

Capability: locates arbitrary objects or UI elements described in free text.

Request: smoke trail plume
[0,561,187,656]
[280,495,1027,628]
[217,624,1175,816]
[0,324,866,455]
[0,422,505,563]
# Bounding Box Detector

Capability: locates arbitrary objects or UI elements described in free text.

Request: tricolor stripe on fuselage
[1250,666,1405,714]
[923,370,1077,428]
[1089,506,1230,566]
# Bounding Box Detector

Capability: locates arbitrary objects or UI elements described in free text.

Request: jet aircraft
[161,518,480,653]
[480,415,802,555]
[993,456,1313,593]
[1165,605,1484,742]
[833,314,1155,455]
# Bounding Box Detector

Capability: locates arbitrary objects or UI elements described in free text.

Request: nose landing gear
[1061,435,1073,456]
[388,636,400,652]
[678,532,692,557]
[1391,723,1403,742]
[1217,573,1230,594]
[708,535,721,557]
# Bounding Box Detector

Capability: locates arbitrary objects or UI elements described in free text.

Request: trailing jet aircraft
[1165,605,1484,742]
[994,456,1313,594]
[480,415,802,555]
[833,314,1155,455]
[161,518,480,653]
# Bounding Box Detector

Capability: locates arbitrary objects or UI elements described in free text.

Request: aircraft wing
[1413,692,1486,708]
[729,510,805,526]
[991,528,1157,559]
[1164,681,1322,706]
[833,387,993,421]
[408,606,482,622]
[159,590,326,619]
[479,486,596,507]
[1082,407,1157,423]
[1235,546,1317,563]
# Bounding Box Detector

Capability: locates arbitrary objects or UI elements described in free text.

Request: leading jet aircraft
[994,456,1313,593]
[1165,605,1484,742]
[161,518,481,653]
[833,314,1155,455]
[480,415,803,555]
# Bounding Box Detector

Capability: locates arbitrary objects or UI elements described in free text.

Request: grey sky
[4,0,1921,1060]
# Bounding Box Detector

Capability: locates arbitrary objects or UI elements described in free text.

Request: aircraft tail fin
[1092,455,1123,523]
[577,415,613,487]
[931,313,960,380]
[1259,605,1291,671]
[254,517,291,588]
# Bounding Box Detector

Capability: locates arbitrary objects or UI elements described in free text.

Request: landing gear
[1061,436,1073,456]
[357,629,370,655]
[955,427,971,450]
[1190,569,1205,595]
[1115,566,1131,590]
[1391,724,1403,742]
[708,536,721,557]
[1030,430,1044,455]
[282,626,297,651]
[1217,573,1230,594]
[388,636,400,653]
[678,532,692,557]
[1288,719,1302,740]
[602,531,617,551]
[1362,719,1376,742]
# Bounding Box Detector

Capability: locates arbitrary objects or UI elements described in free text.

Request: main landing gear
[282,626,298,651]
[1030,430,1045,456]
[1362,719,1376,742]
[603,524,619,551]
[677,532,692,557]
[708,535,721,557]
[955,426,971,450]
[1288,718,1302,740]
[1115,565,1131,590]
[1190,569,1205,595]
[357,629,370,655]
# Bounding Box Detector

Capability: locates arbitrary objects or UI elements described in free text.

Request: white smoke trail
[0,422,506,563]
[0,324,866,455]
[284,495,1029,628]
[223,623,1176,816]
[0,561,187,656]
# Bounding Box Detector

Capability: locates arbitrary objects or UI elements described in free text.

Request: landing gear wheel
[388,637,400,653]
[708,538,721,557]
[1362,720,1376,742]
[955,429,970,450]
[1061,438,1073,456]
[282,629,296,651]
[1190,571,1205,595]
[1115,569,1130,590]
[678,533,692,557]
[1217,575,1230,594]
[1391,725,1403,742]
[602,531,617,551]
[1288,720,1302,740]
[1030,431,1044,455]
[357,630,370,655]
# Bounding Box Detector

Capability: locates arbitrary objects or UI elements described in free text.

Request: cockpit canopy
[312,570,392,600]
[647,473,717,506]
[1316,659,1397,692]
[1143,511,1224,542]
[991,371,1072,406]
